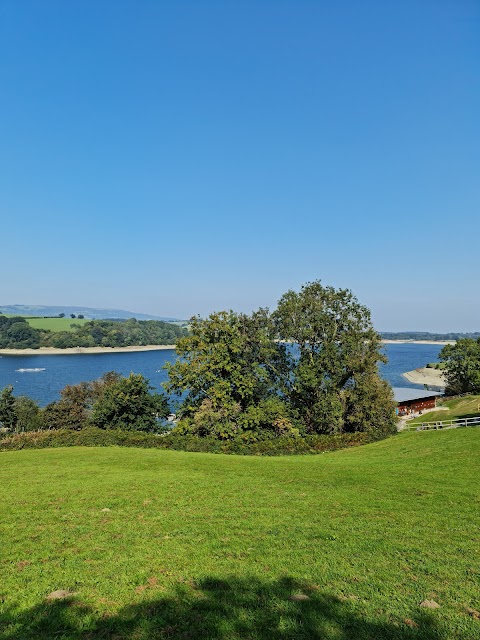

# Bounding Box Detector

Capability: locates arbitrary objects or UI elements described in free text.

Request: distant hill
[0,305,182,322]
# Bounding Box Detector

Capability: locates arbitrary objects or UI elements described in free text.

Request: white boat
[15,367,46,372]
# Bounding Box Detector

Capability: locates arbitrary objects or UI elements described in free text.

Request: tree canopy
[91,373,169,432]
[0,317,41,349]
[164,310,292,439]
[42,372,169,432]
[440,338,480,395]
[273,281,395,435]
[165,281,396,439]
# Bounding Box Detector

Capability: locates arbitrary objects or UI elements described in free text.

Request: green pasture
[409,394,480,426]
[1,429,479,639]
[25,317,90,332]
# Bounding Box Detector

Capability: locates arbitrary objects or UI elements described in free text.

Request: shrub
[0,427,381,456]
[14,396,44,432]
[90,373,169,432]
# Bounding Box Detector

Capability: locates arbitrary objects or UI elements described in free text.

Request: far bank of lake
[0,345,175,356]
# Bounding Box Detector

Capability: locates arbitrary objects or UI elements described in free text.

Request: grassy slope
[1,430,479,639]
[409,395,480,426]
[25,317,90,332]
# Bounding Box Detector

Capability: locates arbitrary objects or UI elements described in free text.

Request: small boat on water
[15,367,46,373]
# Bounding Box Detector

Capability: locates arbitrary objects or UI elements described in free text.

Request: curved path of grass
[1,430,479,639]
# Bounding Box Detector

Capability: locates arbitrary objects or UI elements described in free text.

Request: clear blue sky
[1,1,478,331]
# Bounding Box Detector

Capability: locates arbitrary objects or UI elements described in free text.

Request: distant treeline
[0,316,187,349]
[380,331,480,341]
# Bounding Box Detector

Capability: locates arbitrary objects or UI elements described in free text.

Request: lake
[0,342,444,406]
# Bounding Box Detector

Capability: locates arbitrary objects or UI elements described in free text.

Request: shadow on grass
[1,576,444,640]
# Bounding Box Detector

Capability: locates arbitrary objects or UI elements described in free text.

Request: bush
[14,396,44,432]
[91,373,169,432]
[0,427,382,455]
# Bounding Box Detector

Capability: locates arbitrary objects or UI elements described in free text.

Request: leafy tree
[164,310,291,438]
[0,385,17,431]
[70,314,76,319]
[58,313,65,318]
[273,281,396,435]
[0,317,41,349]
[42,319,187,349]
[14,396,44,432]
[440,338,480,395]
[91,373,169,432]
[43,372,122,430]
[77,314,85,319]
[43,395,89,430]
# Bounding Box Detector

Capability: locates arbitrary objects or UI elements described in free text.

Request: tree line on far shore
[381,331,480,341]
[0,316,187,349]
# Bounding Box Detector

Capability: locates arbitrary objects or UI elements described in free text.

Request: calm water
[0,343,444,406]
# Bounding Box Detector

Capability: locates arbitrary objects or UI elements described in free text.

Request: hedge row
[0,427,381,456]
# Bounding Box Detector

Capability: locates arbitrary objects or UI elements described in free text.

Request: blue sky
[1,1,478,331]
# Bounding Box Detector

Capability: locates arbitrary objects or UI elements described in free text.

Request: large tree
[440,338,480,395]
[273,281,396,435]
[164,310,292,439]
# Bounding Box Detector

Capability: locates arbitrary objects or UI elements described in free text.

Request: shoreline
[0,340,453,356]
[0,345,176,356]
[381,339,455,345]
[402,367,446,388]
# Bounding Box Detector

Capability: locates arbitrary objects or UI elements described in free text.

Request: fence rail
[405,415,480,431]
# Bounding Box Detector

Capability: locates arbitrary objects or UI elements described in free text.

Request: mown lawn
[1,430,479,639]
[409,395,480,426]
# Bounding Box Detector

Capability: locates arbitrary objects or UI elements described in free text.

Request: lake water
[0,343,444,406]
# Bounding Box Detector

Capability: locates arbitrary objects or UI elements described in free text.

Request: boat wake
[15,368,46,373]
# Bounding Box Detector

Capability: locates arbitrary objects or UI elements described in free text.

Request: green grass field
[409,395,480,426]
[1,430,479,639]
[25,317,90,332]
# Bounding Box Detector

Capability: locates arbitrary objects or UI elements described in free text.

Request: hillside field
[3,315,90,332]
[1,429,479,639]
[409,395,480,426]
[24,317,90,332]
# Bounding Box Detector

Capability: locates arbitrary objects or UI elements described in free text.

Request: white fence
[405,415,480,431]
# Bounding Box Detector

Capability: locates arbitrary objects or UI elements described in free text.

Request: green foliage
[0,425,374,455]
[42,318,187,348]
[0,316,186,349]
[440,338,480,395]
[382,331,480,341]
[43,396,89,431]
[165,310,289,438]
[42,376,115,430]
[91,373,169,432]
[343,373,397,436]
[164,282,396,440]
[0,316,41,348]
[273,281,396,435]
[0,387,43,433]
[13,396,44,432]
[41,372,168,433]
[0,385,17,431]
